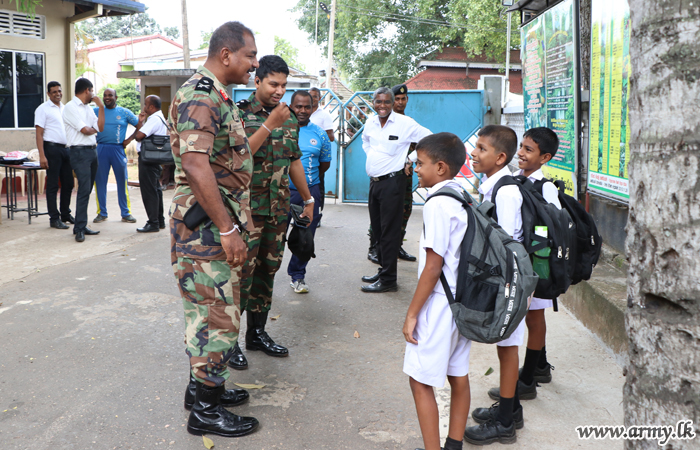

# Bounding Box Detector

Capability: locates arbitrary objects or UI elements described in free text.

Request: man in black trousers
[360,87,430,292]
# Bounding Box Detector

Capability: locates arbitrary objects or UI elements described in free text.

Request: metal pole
[326,0,337,92]
[504,11,512,104]
[181,0,191,69]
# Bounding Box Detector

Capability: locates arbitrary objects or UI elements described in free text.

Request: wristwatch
[303,197,315,205]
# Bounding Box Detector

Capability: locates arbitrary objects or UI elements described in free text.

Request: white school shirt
[518,168,561,209]
[34,100,67,145]
[63,96,99,147]
[136,110,169,153]
[362,111,431,177]
[310,108,334,132]
[478,166,523,241]
[420,179,469,297]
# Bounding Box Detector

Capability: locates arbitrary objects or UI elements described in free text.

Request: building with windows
[0,0,145,151]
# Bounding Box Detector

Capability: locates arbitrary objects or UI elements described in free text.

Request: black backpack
[492,175,575,300]
[534,179,602,284]
[426,187,538,344]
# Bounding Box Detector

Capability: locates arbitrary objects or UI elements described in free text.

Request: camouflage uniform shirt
[168,66,253,260]
[237,93,301,217]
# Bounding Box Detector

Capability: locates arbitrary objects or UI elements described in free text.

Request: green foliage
[274,36,307,72]
[293,0,520,91]
[99,79,141,115]
[9,0,42,16]
[79,13,165,43]
[199,30,214,50]
[163,26,180,40]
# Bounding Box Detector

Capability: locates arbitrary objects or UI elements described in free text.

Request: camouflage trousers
[173,256,241,387]
[369,167,414,246]
[240,213,289,313]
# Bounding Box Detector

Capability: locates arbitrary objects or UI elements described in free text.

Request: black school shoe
[488,378,537,401]
[360,280,398,293]
[518,364,554,384]
[464,418,517,445]
[472,402,524,429]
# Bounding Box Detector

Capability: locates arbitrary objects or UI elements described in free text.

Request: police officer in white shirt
[35,81,73,229]
[360,87,431,293]
[128,95,168,233]
[62,78,105,242]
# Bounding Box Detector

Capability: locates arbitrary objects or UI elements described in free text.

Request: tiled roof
[423,47,521,65]
[404,67,475,90]
[88,34,182,52]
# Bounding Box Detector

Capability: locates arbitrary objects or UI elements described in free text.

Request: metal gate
[339,90,486,203]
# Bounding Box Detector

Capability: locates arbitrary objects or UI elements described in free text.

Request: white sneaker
[290,279,309,294]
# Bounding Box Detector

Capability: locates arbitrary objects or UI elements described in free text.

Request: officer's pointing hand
[221,231,246,268]
[265,102,291,130]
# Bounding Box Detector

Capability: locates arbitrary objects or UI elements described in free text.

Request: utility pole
[504,10,512,104]
[326,0,337,93]
[314,0,319,72]
[181,0,191,69]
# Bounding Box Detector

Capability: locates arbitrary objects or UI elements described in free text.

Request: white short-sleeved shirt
[63,96,99,147]
[478,166,523,242]
[34,100,67,145]
[362,111,431,178]
[518,168,562,209]
[420,179,469,297]
[310,108,334,132]
[136,110,168,153]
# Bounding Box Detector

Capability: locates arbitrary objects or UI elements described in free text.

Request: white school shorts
[497,319,526,347]
[403,292,472,387]
[529,297,554,310]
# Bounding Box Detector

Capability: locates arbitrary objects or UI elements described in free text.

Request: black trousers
[44,142,73,221]
[368,172,407,284]
[69,146,97,232]
[138,157,164,226]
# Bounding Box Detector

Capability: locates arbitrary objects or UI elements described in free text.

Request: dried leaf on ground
[271,314,281,320]
[354,330,360,338]
[234,383,265,389]
[484,367,494,376]
[202,435,214,449]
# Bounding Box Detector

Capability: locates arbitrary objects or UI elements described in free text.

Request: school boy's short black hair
[523,127,559,158]
[416,132,466,178]
[256,55,289,81]
[75,78,93,95]
[208,21,254,58]
[477,125,518,165]
[290,90,312,105]
[47,81,61,92]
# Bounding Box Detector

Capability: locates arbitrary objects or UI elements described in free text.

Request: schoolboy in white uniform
[465,125,525,445]
[402,132,471,450]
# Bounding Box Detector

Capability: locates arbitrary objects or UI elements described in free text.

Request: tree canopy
[275,36,307,72]
[78,13,180,43]
[99,79,141,115]
[292,0,520,91]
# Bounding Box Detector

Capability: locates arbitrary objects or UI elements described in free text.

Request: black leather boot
[187,380,259,437]
[184,374,249,410]
[245,311,289,357]
[226,341,248,370]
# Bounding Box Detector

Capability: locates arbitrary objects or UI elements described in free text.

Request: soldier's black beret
[392,84,408,95]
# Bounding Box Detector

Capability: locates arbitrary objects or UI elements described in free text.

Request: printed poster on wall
[521,0,578,196]
[587,0,631,202]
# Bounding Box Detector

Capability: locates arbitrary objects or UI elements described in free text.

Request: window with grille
[0,50,45,129]
[0,9,45,39]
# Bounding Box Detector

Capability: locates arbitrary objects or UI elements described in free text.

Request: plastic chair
[0,151,25,197]
[26,149,47,194]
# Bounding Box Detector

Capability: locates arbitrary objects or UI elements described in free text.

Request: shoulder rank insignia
[195,77,214,93]
[236,99,251,109]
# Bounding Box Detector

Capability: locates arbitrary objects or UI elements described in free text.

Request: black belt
[44,141,67,148]
[370,170,403,182]
[70,145,97,150]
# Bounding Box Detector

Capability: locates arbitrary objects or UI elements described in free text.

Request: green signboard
[521,0,579,195]
[587,0,631,201]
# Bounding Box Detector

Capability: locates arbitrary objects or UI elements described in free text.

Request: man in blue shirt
[287,90,331,293]
[92,88,140,223]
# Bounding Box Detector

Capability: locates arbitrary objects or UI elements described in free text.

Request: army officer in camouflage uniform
[228,55,315,370]
[168,21,260,438]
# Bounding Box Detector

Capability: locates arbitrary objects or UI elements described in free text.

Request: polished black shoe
[361,280,398,293]
[84,227,100,236]
[137,223,160,233]
[62,214,75,224]
[159,222,166,230]
[488,378,537,401]
[534,363,553,383]
[187,381,259,437]
[464,418,517,445]
[367,247,380,264]
[50,219,69,230]
[227,342,248,370]
[472,402,524,429]
[361,271,380,283]
[245,311,289,357]
[398,247,417,262]
[75,230,85,242]
[184,375,248,410]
